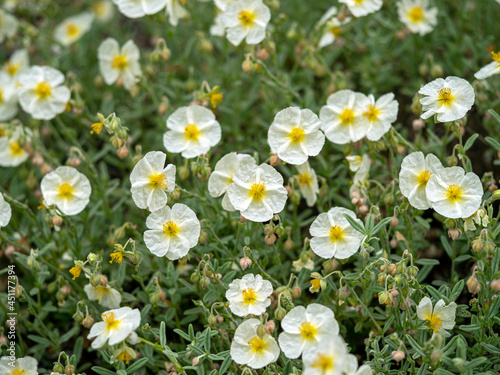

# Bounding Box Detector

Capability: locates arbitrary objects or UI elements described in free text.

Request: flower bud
[265,320,275,334]
[117,145,129,159]
[292,285,302,299]
[448,228,462,241]
[274,225,285,237]
[52,214,63,226]
[257,324,268,338]
[274,307,286,321]
[378,291,391,305]
[492,189,500,201]
[467,276,481,294]
[242,60,253,74]
[391,350,405,362]
[178,166,190,181]
[270,153,280,166]
[199,276,210,289]
[239,256,252,270]
[472,238,483,253]
[408,266,418,278]
[149,292,159,306]
[390,216,399,228]
[412,118,425,131]
[198,230,208,246]
[396,263,405,274]
[53,363,64,373]
[65,364,75,375]
[265,233,277,245]
[73,310,84,323]
[387,263,396,275]
[490,279,500,292]
[208,314,217,326]
[190,272,200,282]
[90,273,101,287]
[377,273,386,285]
[15,284,24,298]
[83,314,95,329]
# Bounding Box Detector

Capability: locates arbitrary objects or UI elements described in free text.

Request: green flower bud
[275,307,286,321]
[256,324,268,338]
[90,273,101,287]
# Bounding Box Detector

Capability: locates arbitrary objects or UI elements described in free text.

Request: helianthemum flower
[399,152,444,210]
[85,284,122,309]
[208,152,256,211]
[474,51,500,80]
[295,162,319,207]
[226,163,287,222]
[302,335,348,375]
[0,10,18,43]
[0,73,18,121]
[3,48,29,81]
[54,12,94,46]
[41,166,92,216]
[0,356,38,375]
[419,76,475,123]
[166,0,188,26]
[87,307,141,349]
[426,166,483,219]
[163,105,222,159]
[17,66,71,120]
[278,304,339,359]
[92,0,115,22]
[417,297,457,336]
[310,207,364,259]
[130,151,176,212]
[226,274,273,317]
[0,128,30,167]
[221,0,271,46]
[98,38,142,90]
[397,0,437,35]
[230,318,280,369]
[338,0,382,17]
[0,193,12,228]
[320,90,367,144]
[344,354,373,375]
[267,106,325,165]
[111,0,167,18]
[358,93,399,141]
[144,203,201,260]
[317,7,351,49]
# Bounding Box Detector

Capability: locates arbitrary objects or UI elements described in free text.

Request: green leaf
[126,357,149,374]
[488,109,500,124]
[480,343,500,355]
[485,136,500,152]
[204,327,211,352]
[459,324,481,332]
[219,356,232,375]
[406,334,424,357]
[173,328,191,341]
[450,279,464,301]
[425,285,443,301]
[343,214,365,234]
[371,217,393,236]
[416,259,440,266]
[440,235,454,259]
[160,321,166,347]
[91,366,117,375]
[463,133,479,151]
[59,325,80,344]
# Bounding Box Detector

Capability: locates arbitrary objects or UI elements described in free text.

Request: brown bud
[391,350,405,362]
[292,285,302,299]
[490,279,500,292]
[239,256,252,270]
[52,215,63,227]
[284,239,294,251]
[265,233,277,245]
[265,320,275,334]
[100,274,108,286]
[256,48,270,61]
[69,158,81,168]
[388,264,397,276]
[467,276,481,294]
[117,145,129,159]
[32,153,44,167]
[242,60,253,74]
[390,217,399,228]
[270,153,280,166]
[60,285,71,295]
[448,228,462,241]
[412,119,425,131]
[82,315,95,329]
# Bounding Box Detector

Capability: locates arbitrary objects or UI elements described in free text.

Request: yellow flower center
[329,225,344,242]
[297,173,312,187]
[111,55,128,70]
[109,251,123,264]
[12,369,26,375]
[248,336,266,353]
[102,311,121,331]
[184,124,200,141]
[95,286,109,299]
[363,104,380,122]
[491,51,500,64]
[118,350,133,364]
[5,62,20,77]
[408,6,424,23]
[93,1,106,15]
[238,10,256,27]
[438,87,454,106]
[330,26,342,37]
[149,173,168,190]
[425,313,443,332]
[242,287,258,305]
[0,88,3,103]
[417,170,432,187]
[9,141,24,156]
[289,127,306,144]
[299,321,317,341]
[310,278,321,290]
[210,93,223,108]
[35,81,52,99]
[311,353,334,371]
[66,23,80,37]
[59,183,74,199]
[163,221,179,237]
[339,108,355,125]
[69,266,81,280]
[249,182,266,201]
[446,184,463,202]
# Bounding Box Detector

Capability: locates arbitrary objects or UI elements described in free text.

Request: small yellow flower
[70,265,82,280]
[210,92,223,108]
[309,278,321,293]
[90,122,104,135]
[109,251,124,264]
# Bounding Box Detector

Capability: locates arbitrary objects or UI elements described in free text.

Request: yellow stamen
[330,27,342,37]
[111,55,128,70]
[408,6,424,23]
[93,1,106,15]
[149,173,168,190]
[163,221,179,237]
[299,321,317,340]
[238,10,256,27]
[311,353,334,371]
[446,184,462,202]
[297,173,312,187]
[242,288,258,305]
[289,127,306,144]
[248,336,266,353]
[0,88,3,103]
[117,350,133,364]
[329,225,344,242]
[417,170,432,187]
[102,311,121,331]
[9,141,24,156]
[35,81,52,99]
[66,23,80,37]
[310,278,321,291]
[58,183,74,199]
[12,369,26,375]
[95,286,109,298]
[425,313,443,332]
[249,182,266,201]
[69,266,81,280]
[210,93,223,108]
[438,87,454,106]
[5,62,20,77]
[363,104,380,122]
[491,51,500,64]
[184,124,200,141]
[109,251,123,264]
[90,122,103,135]
[339,108,355,125]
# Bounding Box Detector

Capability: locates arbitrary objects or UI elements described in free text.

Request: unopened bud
[208,314,217,326]
[198,230,208,246]
[242,60,253,74]
[408,266,419,278]
[390,216,399,228]
[200,276,210,289]
[472,238,483,253]
[83,315,95,328]
[239,256,252,270]
[65,364,75,375]
[265,320,275,334]
[490,279,500,292]
[52,214,62,226]
[90,273,101,287]
[448,228,462,240]
[292,285,302,299]
[216,315,224,324]
[412,118,425,131]
[492,189,500,201]
[467,276,481,294]
[53,363,64,373]
[274,307,286,321]
[388,264,396,275]
[270,153,280,166]
[14,284,23,298]
[378,291,391,305]
[117,145,129,159]
[256,324,267,338]
[391,350,405,362]
[73,310,84,323]
[284,239,294,250]
[178,166,190,181]
[149,292,159,306]
[265,233,277,245]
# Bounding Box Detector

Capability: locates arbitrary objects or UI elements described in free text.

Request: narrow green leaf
[343,214,365,234]
[485,136,500,152]
[488,109,500,124]
[126,357,149,374]
[463,133,479,151]
[371,217,393,236]
[480,342,500,355]
[160,321,166,347]
[91,366,117,375]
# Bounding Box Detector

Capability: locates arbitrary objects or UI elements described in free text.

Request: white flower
[302,335,348,375]
[111,0,167,18]
[399,152,444,210]
[317,7,351,49]
[295,161,319,207]
[17,66,71,120]
[98,38,142,90]
[350,154,371,196]
[214,0,231,11]
[292,257,314,272]
[397,0,437,35]
[338,0,382,17]
[0,129,29,167]
[54,12,94,46]
[417,297,457,336]
[226,163,287,222]
[310,207,364,259]
[92,0,115,22]
[0,356,38,375]
[278,304,339,359]
[426,166,483,219]
[346,155,363,172]
[226,274,272,317]
[268,107,325,165]
[0,193,12,228]
[419,76,475,123]
[87,307,141,349]
[163,105,221,159]
[41,166,92,216]
[221,0,271,46]
[464,208,489,232]
[210,12,226,37]
[358,93,399,141]
[130,151,176,212]
[208,152,256,211]
[0,73,18,121]
[320,90,367,144]
[0,10,18,43]
[166,0,188,26]
[85,284,122,309]
[144,203,200,260]
[230,318,280,369]
[3,48,29,80]
[344,354,373,375]
[474,51,500,80]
